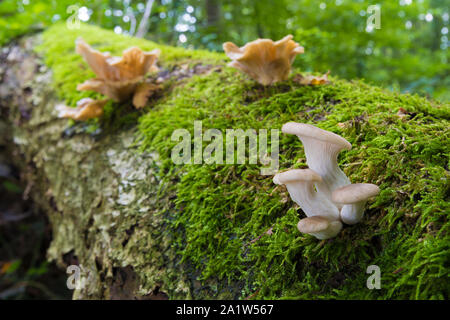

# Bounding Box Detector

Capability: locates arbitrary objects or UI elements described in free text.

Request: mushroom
[282,122,352,205]
[223,35,304,86]
[332,183,380,225]
[132,82,161,109]
[55,98,108,121]
[297,216,343,240]
[273,169,340,220]
[75,38,160,108]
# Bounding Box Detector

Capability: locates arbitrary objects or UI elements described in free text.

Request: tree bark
[0,36,235,299]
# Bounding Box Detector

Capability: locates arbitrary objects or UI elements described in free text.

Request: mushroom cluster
[273,122,380,240]
[56,38,161,121]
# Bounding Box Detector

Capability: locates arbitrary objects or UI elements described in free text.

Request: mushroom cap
[282,122,351,150]
[222,35,304,85]
[273,169,322,185]
[332,183,380,204]
[55,98,108,121]
[75,38,160,82]
[297,216,330,233]
[223,35,303,62]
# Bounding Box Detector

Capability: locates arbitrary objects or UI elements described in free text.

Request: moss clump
[38,24,449,299]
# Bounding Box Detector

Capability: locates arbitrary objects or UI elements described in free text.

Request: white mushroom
[282,122,352,205]
[297,216,343,240]
[273,169,339,220]
[332,183,380,225]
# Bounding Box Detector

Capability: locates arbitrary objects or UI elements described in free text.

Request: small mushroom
[297,216,343,240]
[55,98,108,121]
[282,122,352,205]
[332,183,380,225]
[273,169,339,220]
[223,35,304,86]
[75,38,160,107]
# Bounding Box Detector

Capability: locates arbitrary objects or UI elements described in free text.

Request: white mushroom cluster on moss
[274,122,380,240]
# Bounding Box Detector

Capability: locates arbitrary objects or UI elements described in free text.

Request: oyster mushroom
[75,38,160,107]
[55,98,108,121]
[273,169,339,220]
[223,35,304,86]
[297,216,343,240]
[332,183,380,225]
[282,122,352,205]
[76,38,160,82]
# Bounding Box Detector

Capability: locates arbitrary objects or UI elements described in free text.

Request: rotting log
[1,25,449,300]
[0,35,233,300]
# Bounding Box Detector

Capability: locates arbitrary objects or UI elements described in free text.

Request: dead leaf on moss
[293,71,330,86]
[397,107,409,120]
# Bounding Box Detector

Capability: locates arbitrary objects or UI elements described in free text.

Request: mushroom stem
[340,202,365,225]
[303,138,350,201]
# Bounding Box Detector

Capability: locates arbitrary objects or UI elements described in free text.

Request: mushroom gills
[273,169,340,220]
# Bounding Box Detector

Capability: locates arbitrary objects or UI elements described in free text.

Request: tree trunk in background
[0,36,238,300]
[136,0,155,38]
[206,0,221,37]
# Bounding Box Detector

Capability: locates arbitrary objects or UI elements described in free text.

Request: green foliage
[38,23,450,300]
[1,0,448,101]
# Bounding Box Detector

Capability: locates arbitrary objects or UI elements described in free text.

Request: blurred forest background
[0,0,449,101]
[0,0,448,300]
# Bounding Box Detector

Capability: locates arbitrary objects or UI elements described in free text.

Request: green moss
[39,24,449,299]
[36,23,224,107]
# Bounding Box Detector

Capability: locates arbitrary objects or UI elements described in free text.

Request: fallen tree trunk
[1,24,448,300]
[0,36,209,299]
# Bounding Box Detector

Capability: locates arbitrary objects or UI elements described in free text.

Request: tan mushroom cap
[332,183,380,204]
[273,169,322,185]
[75,38,160,82]
[55,98,108,121]
[223,35,304,85]
[297,216,330,233]
[282,122,351,150]
[223,35,304,63]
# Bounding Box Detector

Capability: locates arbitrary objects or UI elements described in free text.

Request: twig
[136,0,154,38]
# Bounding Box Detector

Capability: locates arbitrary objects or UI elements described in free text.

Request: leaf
[293,71,330,86]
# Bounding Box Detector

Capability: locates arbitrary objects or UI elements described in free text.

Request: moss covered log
[0,23,448,299]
